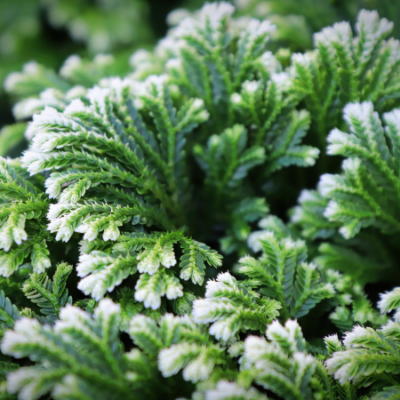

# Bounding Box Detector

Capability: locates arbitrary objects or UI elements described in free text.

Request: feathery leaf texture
[319,102,400,239]
[1,2,400,400]
[0,291,19,333]
[5,56,123,121]
[77,231,221,304]
[192,271,281,341]
[239,320,333,400]
[239,232,335,320]
[291,9,400,139]
[0,158,50,277]
[22,263,73,323]
[0,300,181,400]
[326,322,400,387]
[378,287,400,322]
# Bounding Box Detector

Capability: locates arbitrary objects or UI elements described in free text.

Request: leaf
[23,263,73,322]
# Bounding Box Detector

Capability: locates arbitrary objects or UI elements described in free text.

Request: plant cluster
[0,2,400,400]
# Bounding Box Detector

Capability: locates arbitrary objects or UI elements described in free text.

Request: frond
[319,103,400,239]
[240,320,331,400]
[0,158,50,277]
[291,9,400,136]
[192,272,281,341]
[0,291,20,334]
[378,287,400,322]
[240,232,334,320]
[22,263,73,323]
[0,300,171,400]
[326,322,400,386]
[76,231,221,304]
[371,386,400,400]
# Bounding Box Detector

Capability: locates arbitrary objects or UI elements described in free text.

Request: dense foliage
[1,2,400,399]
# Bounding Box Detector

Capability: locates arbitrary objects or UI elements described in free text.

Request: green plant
[1,2,400,400]
[0,0,152,91]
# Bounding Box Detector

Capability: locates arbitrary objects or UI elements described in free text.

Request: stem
[315,117,329,173]
[277,288,290,322]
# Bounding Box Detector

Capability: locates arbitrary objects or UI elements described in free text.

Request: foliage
[191,232,335,342]
[315,103,400,239]
[1,2,400,400]
[0,157,50,277]
[326,322,400,393]
[1,300,164,400]
[290,9,400,153]
[0,0,152,103]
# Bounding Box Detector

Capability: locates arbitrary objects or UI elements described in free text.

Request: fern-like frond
[77,231,221,304]
[0,291,19,334]
[240,232,335,320]
[378,287,400,322]
[1,300,176,400]
[371,386,400,400]
[319,103,400,239]
[201,381,268,400]
[240,320,334,400]
[22,263,73,323]
[192,272,281,341]
[151,313,234,383]
[0,158,50,277]
[6,55,123,122]
[22,76,207,235]
[291,9,400,143]
[326,323,400,386]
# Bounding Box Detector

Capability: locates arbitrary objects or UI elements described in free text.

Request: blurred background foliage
[1,0,399,156]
